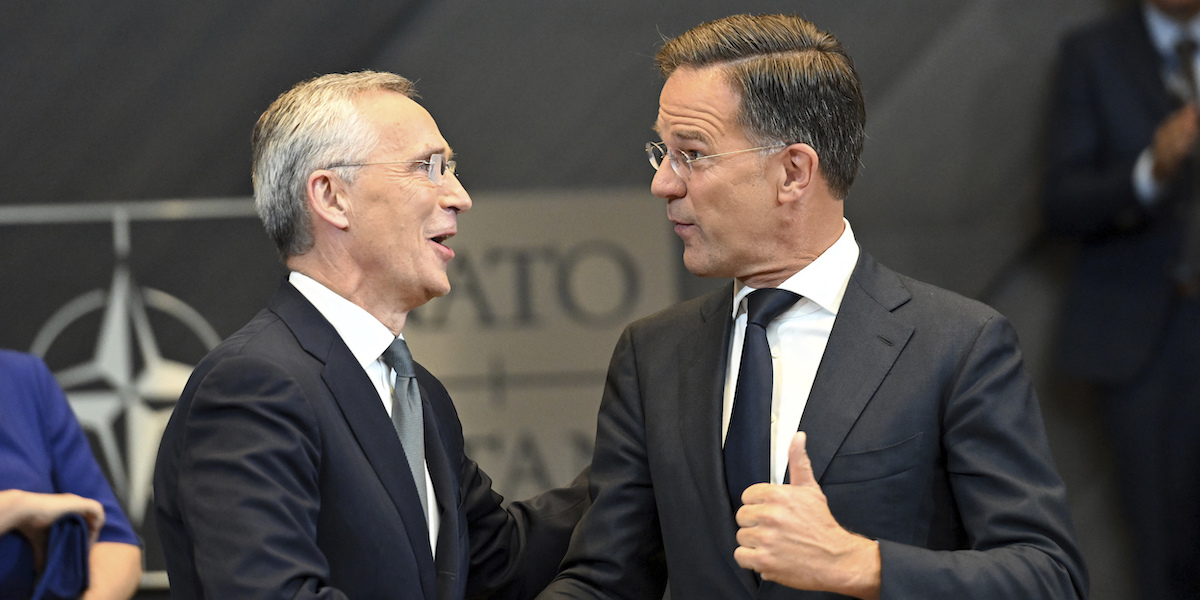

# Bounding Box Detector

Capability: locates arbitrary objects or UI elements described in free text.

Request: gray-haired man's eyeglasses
[327,153,458,186]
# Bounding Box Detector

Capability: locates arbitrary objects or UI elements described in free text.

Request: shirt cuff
[1134,147,1163,206]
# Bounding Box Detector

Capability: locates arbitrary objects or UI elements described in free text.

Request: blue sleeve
[29,354,140,547]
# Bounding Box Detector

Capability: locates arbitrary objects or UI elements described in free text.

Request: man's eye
[414,160,433,172]
[681,150,704,161]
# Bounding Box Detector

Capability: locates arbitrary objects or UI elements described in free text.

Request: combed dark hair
[251,71,417,258]
[656,14,865,199]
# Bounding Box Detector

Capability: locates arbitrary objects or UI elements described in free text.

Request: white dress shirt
[289,271,440,552]
[721,220,860,485]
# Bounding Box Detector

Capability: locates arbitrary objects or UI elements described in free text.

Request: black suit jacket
[154,281,588,600]
[1043,6,1190,383]
[540,252,1086,599]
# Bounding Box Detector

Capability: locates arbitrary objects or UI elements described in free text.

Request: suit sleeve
[1041,33,1156,238]
[462,463,592,600]
[878,316,1088,599]
[535,326,668,600]
[173,355,348,600]
[407,365,591,600]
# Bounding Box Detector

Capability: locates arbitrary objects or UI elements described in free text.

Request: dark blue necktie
[725,288,801,513]
[1177,37,1198,100]
[1173,37,1200,288]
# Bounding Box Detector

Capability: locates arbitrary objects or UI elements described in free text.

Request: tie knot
[381,337,416,377]
[745,288,802,327]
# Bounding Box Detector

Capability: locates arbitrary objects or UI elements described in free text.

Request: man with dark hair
[1043,1,1200,598]
[154,71,587,600]
[539,14,1086,600]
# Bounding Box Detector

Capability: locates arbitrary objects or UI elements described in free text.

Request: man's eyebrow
[664,129,711,147]
[652,122,711,145]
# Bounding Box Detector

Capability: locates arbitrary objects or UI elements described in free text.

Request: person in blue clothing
[0,349,142,599]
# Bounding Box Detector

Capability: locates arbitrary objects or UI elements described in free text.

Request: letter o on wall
[556,241,640,326]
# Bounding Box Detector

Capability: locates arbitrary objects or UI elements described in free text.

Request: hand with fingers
[733,432,882,600]
[1152,104,1200,182]
[0,489,106,570]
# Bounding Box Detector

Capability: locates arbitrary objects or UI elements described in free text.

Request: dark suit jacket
[540,252,1087,599]
[154,281,588,600]
[1042,6,1190,383]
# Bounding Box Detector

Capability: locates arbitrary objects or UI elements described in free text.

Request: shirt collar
[731,218,860,319]
[1145,2,1200,59]
[288,271,397,370]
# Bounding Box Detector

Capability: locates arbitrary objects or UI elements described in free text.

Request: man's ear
[307,170,351,230]
[779,143,820,204]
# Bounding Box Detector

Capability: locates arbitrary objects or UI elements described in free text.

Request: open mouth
[431,233,453,245]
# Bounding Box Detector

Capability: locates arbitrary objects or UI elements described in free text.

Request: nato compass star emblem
[14,200,257,526]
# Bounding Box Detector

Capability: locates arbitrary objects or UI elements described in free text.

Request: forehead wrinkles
[370,111,449,160]
[655,70,741,146]
[655,104,728,145]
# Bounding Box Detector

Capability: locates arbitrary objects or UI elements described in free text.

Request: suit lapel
[675,285,759,596]
[422,381,462,600]
[1118,8,1174,116]
[270,282,437,600]
[799,253,914,483]
[678,286,733,507]
[321,354,437,594]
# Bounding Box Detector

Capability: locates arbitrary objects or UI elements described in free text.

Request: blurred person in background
[1043,0,1200,598]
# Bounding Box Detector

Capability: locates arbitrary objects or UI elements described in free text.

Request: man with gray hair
[538,14,1086,600]
[154,71,587,600]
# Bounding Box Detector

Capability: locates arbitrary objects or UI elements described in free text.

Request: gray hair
[656,14,865,199]
[251,71,417,258]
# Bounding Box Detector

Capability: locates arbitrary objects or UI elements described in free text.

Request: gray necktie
[381,337,429,520]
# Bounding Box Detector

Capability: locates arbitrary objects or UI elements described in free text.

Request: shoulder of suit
[885,271,1005,329]
[1061,6,1148,54]
[850,249,995,317]
[218,307,288,352]
[189,307,310,379]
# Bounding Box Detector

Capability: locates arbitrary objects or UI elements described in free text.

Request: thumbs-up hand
[733,432,881,599]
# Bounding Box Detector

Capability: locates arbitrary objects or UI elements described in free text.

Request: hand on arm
[733,432,881,600]
[1152,104,1200,182]
[0,489,105,569]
